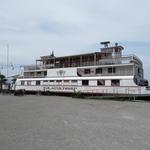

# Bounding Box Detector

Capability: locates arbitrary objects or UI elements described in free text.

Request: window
[96,68,102,74]
[134,77,138,85]
[49,80,54,85]
[97,80,105,86]
[37,72,41,77]
[30,72,34,77]
[36,81,41,86]
[43,80,48,85]
[84,69,91,74]
[44,71,47,76]
[71,80,77,83]
[27,81,31,86]
[21,81,25,85]
[108,67,116,73]
[111,80,120,86]
[71,80,78,85]
[138,68,142,77]
[82,80,89,86]
[56,80,62,85]
[64,80,69,83]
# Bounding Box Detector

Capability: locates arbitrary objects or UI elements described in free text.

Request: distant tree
[0,74,6,91]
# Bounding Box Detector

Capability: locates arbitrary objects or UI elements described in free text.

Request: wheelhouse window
[111,80,120,86]
[97,80,105,86]
[96,68,102,74]
[82,80,89,86]
[108,67,116,73]
[84,69,91,74]
[36,81,41,86]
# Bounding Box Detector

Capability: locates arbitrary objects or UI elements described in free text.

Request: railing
[24,64,54,71]
[24,55,142,71]
[97,55,142,66]
[23,70,133,78]
[23,75,46,78]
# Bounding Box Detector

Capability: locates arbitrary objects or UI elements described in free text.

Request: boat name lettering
[44,86,76,91]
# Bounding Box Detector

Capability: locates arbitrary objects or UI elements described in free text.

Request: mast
[6,44,9,78]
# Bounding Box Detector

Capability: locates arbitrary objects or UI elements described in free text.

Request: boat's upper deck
[23,42,143,71]
[24,54,142,71]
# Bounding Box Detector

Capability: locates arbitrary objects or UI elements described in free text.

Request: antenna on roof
[100,41,110,48]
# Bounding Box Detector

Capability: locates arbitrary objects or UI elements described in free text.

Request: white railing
[24,55,142,71]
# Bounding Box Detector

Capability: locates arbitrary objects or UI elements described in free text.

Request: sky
[0,0,150,81]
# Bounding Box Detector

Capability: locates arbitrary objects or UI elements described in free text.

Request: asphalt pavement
[0,95,150,150]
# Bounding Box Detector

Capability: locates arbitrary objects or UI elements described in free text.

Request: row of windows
[21,81,41,86]
[21,80,120,86]
[21,80,77,86]
[82,80,120,86]
[84,67,116,74]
